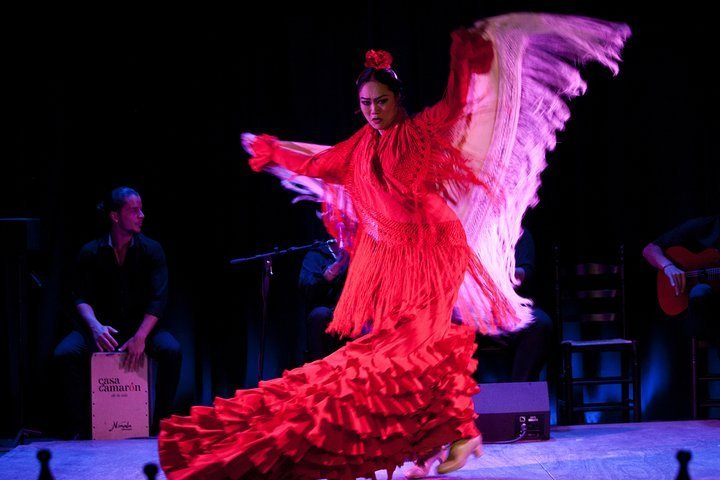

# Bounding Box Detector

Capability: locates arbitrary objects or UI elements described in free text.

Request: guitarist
[642,215,720,349]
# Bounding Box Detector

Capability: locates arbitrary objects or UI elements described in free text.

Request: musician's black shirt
[72,233,168,342]
[653,216,720,253]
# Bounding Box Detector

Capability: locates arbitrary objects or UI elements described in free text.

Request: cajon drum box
[91,352,150,439]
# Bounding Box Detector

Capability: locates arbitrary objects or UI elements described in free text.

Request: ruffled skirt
[159,220,480,479]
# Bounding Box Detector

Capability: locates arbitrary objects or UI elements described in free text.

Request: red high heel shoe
[404,446,449,478]
[435,434,483,474]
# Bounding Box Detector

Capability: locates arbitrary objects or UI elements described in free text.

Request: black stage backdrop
[2,2,718,436]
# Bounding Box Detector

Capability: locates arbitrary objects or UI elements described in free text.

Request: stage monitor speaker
[472,381,550,442]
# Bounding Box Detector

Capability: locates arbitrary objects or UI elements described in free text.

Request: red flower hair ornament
[364,50,393,69]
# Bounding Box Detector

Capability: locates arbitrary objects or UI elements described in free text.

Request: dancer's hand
[240,132,257,156]
[243,133,278,172]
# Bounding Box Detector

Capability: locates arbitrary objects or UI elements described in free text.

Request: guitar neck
[686,267,720,282]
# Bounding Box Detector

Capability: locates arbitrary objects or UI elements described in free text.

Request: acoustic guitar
[657,246,720,316]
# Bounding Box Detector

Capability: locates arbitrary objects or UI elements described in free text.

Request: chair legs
[558,344,640,425]
[691,337,720,419]
[631,342,641,422]
[691,337,698,419]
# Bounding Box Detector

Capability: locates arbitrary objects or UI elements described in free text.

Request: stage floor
[1,420,718,479]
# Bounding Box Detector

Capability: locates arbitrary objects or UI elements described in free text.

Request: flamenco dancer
[159,13,630,480]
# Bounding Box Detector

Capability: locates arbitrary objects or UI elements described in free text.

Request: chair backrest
[554,244,628,342]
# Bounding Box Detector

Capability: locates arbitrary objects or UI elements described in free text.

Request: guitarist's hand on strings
[663,263,686,296]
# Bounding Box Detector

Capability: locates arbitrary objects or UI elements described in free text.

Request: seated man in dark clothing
[53,186,181,438]
[642,215,720,349]
[473,228,554,382]
[299,240,349,362]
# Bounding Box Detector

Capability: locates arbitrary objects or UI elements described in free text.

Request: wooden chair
[554,244,641,425]
[691,337,720,419]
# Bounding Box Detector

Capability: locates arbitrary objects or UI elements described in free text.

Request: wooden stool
[91,352,150,439]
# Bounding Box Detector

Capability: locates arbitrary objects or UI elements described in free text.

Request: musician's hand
[336,249,350,267]
[91,324,119,352]
[323,249,349,282]
[663,264,686,296]
[119,334,147,371]
[337,223,354,252]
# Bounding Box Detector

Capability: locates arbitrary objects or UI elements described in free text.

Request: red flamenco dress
[159,13,630,480]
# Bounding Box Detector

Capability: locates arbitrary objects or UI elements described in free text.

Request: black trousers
[474,307,554,382]
[305,306,345,362]
[53,329,181,437]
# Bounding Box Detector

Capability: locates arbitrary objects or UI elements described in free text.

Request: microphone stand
[229,239,336,383]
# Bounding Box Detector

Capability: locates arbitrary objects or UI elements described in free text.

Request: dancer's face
[359,81,399,133]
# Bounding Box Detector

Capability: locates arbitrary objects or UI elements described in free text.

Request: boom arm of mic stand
[228,239,336,383]
[228,239,335,265]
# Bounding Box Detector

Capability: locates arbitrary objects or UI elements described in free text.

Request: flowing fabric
[450,13,630,334]
[159,13,630,480]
